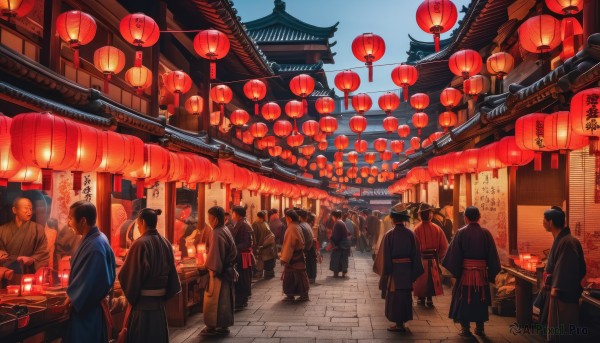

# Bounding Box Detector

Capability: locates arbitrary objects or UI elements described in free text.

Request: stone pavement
[169,250,545,343]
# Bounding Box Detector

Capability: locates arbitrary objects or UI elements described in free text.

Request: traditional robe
[231,218,254,306]
[413,221,448,298]
[442,223,501,323]
[0,220,49,273]
[366,215,381,251]
[118,230,181,343]
[65,227,116,343]
[252,220,276,275]
[56,226,81,259]
[269,217,284,246]
[381,224,423,324]
[280,222,309,296]
[535,227,586,342]
[204,225,237,329]
[330,220,350,274]
[356,215,369,252]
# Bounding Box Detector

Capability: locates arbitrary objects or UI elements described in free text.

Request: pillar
[41,0,61,72]
[198,183,206,228]
[149,1,166,117]
[164,182,176,242]
[584,0,600,48]
[96,173,112,240]
[225,183,231,212]
[508,166,518,254]
[452,173,461,233]
[465,173,472,207]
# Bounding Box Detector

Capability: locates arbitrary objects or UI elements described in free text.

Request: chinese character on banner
[50,172,96,229]
[146,182,166,236]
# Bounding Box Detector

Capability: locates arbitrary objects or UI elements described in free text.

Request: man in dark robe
[201,206,238,336]
[535,207,586,342]
[118,208,181,343]
[442,206,501,337]
[252,211,276,279]
[380,206,424,332]
[280,210,310,301]
[366,210,382,259]
[413,204,448,307]
[357,210,369,252]
[0,197,49,275]
[64,201,116,343]
[268,209,284,248]
[330,210,351,278]
[297,209,317,283]
[230,206,254,310]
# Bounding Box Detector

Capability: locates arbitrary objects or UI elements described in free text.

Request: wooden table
[166,268,208,327]
[504,266,538,325]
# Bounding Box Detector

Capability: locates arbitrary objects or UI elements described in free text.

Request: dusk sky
[234,0,472,95]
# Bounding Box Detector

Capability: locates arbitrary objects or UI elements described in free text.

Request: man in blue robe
[64,201,116,343]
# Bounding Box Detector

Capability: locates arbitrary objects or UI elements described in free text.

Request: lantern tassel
[104,74,110,94]
[73,48,80,69]
[210,62,216,80]
[368,63,373,83]
[72,171,82,191]
[114,174,123,193]
[136,179,145,199]
[403,85,408,101]
[344,92,349,110]
[42,169,53,191]
[534,152,542,171]
[0,178,6,187]
[434,33,440,52]
[174,93,180,108]
[418,129,422,136]
[254,102,259,115]
[134,50,143,68]
[551,153,559,169]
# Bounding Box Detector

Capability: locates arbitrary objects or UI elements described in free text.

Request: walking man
[280,210,310,301]
[252,211,276,279]
[230,206,254,310]
[297,209,317,284]
[329,210,351,278]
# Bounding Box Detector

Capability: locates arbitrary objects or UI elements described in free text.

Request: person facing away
[329,210,351,278]
[118,208,181,343]
[268,209,284,247]
[201,206,238,336]
[63,201,116,343]
[252,210,276,279]
[442,206,501,338]
[230,205,254,310]
[342,211,356,246]
[412,204,448,307]
[280,210,310,302]
[296,208,317,283]
[535,207,586,342]
[379,205,424,333]
[0,197,49,274]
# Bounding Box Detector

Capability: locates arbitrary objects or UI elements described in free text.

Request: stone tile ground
[169,251,545,343]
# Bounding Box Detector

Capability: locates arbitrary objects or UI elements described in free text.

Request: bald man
[0,197,49,274]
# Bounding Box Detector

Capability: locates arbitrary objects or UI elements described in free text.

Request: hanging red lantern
[302,120,320,137]
[406,148,416,156]
[440,87,463,110]
[487,52,514,80]
[132,144,170,198]
[334,135,349,151]
[410,136,421,150]
[184,95,204,116]
[210,85,233,121]
[545,111,588,153]
[56,10,96,69]
[0,115,21,186]
[397,124,411,138]
[410,93,430,111]
[286,132,304,147]
[259,136,277,150]
[334,70,361,110]
[383,117,399,134]
[438,111,457,132]
[407,166,431,184]
[378,92,400,115]
[545,0,583,14]
[0,0,34,21]
[515,113,553,171]
[464,75,489,101]
[243,79,267,115]
[477,142,506,178]
[571,88,600,154]
[273,120,293,138]
[391,65,418,101]
[421,139,432,149]
[560,17,583,60]
[95,132,143,192]
[70,124,104,191]
[349,116,368,139]
[309,162,317,171]
[319,116,338,134]
[364,152,376,165]
[289,74,315,113]
[280,149,292,160]
[93,46,126,93]
[9,165,40,190]
[300,145,316,157]
[347,151,359,165]
[381,150,393,161]
[347,167,358,179]
[335,167,344,176]
[496,136,535,168]
[355,139,368,153]
[163,71,192,107]
[412,112,429,135]
[242,130,254,145]
[120,13,160,68]
[352,33,386,82]
[315,96,336,115]
[449,49,482,94]
[316,155,328,169]
[229,110,250,137]
[209,111,221,127]
[457,148,480,174]
[194,29,230,79]
[249,122,268,139]
[285,100,304,131]
[370,166,380,177]
[351,93,373,115]
[313,131,327,143]
[334,152,344,162]
[125,66,152,95]
[261,102,282,122]
[374,138,388,153]
[390,140,405,155]
[360,166,370,178]
[518,15,561,58]
[415,0,458,52]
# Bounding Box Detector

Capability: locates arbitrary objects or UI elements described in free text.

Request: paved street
[169,250,545,343]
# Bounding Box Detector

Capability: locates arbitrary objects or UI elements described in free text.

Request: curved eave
[243,7,338,40]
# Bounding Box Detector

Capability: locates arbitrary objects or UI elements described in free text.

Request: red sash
[392,258,411,264]
[241,251,253,269]
[460,259,487,304]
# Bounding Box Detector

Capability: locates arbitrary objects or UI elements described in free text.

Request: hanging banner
[146,181,166,236]
[50,171,97,230]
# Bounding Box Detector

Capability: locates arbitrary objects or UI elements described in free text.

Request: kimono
[413,221,448,298]
[118,230,181,343]
[65,227,116,343]
[280,222,309,296]
[299,221,317,280]
[366,215,381,251]
[535,227,585,342]
[442,223,501,323]
[381,224,424,324]
[330,220,350,274]
[0,220,49,274]
[203,225,237,329]
[231,218,254,307]
[252,220,276,277]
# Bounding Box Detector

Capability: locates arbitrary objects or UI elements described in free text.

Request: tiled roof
[247,24,327,43]
[274,62,324,73]
[406,34,452,64]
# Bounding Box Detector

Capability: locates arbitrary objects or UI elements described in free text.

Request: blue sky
[234,0,472,95]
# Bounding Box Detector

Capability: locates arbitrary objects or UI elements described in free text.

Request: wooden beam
[508,166,518,253]
[452,174,461,233]
[465,173,472,207]
[149,1,167,117]
[165,182,176,241]
[41,0,61,72]
[198,183,206,230]
[96,172,112,240]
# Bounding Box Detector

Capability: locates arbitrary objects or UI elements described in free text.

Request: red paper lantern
[397,124,411,138]
[391,65,418,101]
[334,152,344,162]
[309,162,317,171]
[316,155,328,169]
[184,95,204,116]
[93,46,126,93]
[163,71,192,107]
[0,0,34,21]
[410,137,421,150]
[347,151,359,165]
[477,142,506,177]
[383,117,399,134]
[449,49,482,93]
[351,93,373,114]
[570,88,600,153]
[560,17,583,60]
[355,139,368,153]
[194,29,230,79]
[487,52,514,80]
[349,116,368,139]
[210,84,233,120]
[370,166,379,177]
[496,136,535,168]
[364,152,376,165]
[70,124,104,191]
[390,140,405,155]
[8,165,40,190]
[347,167,358,179]
[545,111,588,153]
[360,166,370,178]
[518,15,561,57]
[457,148,479,174]
[415,0,458,51]
[10,112,79,190]
[407,166,431,184]
[412,112,429,135]
[280,150,292,160]
[120,13,160,68]
[243,79,267,115]
[410,93,430,111]
[421,138,432,149]
[374,138,388,153]
[515,113,553,171]
[545,0,583,15]
[440,87,462,110]
[302,120,320,137]
[313,132,327,143]
[429,131,445,142]
[273,120,293,138]
[378,92,400,115]
[96,132,143,192]
[319,116,338,134]
[261,102,281,122]
[242,130,254,145]
[133,144,169,198]
[209,111,221,127]
[285,100,304,131]
[315,97,336,115]
[464,75,489,101]
[334,70,360,110]
[381,150,393,161]
[125,66,152,95]
[286,133,304,147]
[56,10,96,69]
[229,110,250,136]
[438,111,457,132]
[250,122,268,139]
[289,74,315,113]
[300,145,316,157]
[259,136,277,150]
[334,135,349,151]
[352,33,386,82]
[0,115,21,186]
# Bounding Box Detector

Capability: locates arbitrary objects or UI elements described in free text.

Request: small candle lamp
[187,245,196,258]
[7,285,20,296]
[196,244,207,266]
[60,269,70,288]
[21,274,34,295]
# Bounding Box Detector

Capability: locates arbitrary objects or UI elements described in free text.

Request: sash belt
[460,259,487,304]
[392,258,411,264]
[141,288,166,296]
[241,251,253,269]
